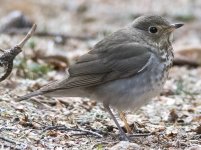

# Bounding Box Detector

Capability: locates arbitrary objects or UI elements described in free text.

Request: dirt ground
[0,0,201,149]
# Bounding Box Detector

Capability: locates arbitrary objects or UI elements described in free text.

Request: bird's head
[132,15,183,46]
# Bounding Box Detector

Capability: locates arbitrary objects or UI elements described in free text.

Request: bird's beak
[170,23,184,29]
[166,23,184,32]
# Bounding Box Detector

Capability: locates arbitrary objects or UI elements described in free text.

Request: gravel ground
[0,0,201,149]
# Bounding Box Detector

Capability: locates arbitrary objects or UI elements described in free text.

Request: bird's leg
[119,111,132,134]
[104,104,129,141]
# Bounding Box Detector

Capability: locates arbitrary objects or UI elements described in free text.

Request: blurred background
[0,0,201,149]
[0,0,200,78]
[0,0,201,77]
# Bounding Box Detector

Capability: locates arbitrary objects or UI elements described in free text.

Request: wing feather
[49,43,152,91]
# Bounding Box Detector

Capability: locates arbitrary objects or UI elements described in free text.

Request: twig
[2,28,96,41]
[43,125,103,138]
[17,24,37,48]
[0,136,26,150]
[0,127,16,132]
[0,136,16,144]
[91,141,116,149]
[36,31,95,41]
[0,24,36,82]
[173,56,199,67]
[128,132,152,137]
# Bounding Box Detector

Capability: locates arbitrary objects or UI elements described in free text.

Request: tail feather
[16,90,44,101]
[16,80,62,101]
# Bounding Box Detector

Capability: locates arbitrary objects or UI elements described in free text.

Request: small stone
[110,141,142,150]
[187,146,201,150]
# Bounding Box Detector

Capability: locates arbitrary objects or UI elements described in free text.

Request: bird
[17,15,183,141]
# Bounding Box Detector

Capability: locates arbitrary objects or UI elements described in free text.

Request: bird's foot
[119,133,130,141]
[118,132,151,141]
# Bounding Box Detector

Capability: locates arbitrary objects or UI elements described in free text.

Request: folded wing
[47,42,152,91]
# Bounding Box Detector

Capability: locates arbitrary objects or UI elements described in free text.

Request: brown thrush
[18,16,183,141]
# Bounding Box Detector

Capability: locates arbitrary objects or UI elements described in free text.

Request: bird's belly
[91,67,168,111]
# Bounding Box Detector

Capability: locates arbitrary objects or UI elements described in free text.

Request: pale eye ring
[149,26,158,33]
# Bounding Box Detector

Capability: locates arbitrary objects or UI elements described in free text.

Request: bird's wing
[48,42,153,91]
[17,42,153,100]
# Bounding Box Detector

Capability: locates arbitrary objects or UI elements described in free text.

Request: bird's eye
[149,26,158,33]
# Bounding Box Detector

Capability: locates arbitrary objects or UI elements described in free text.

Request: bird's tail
[16,78,69,101]
[16,79,62,101]
[16,90,44,101]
